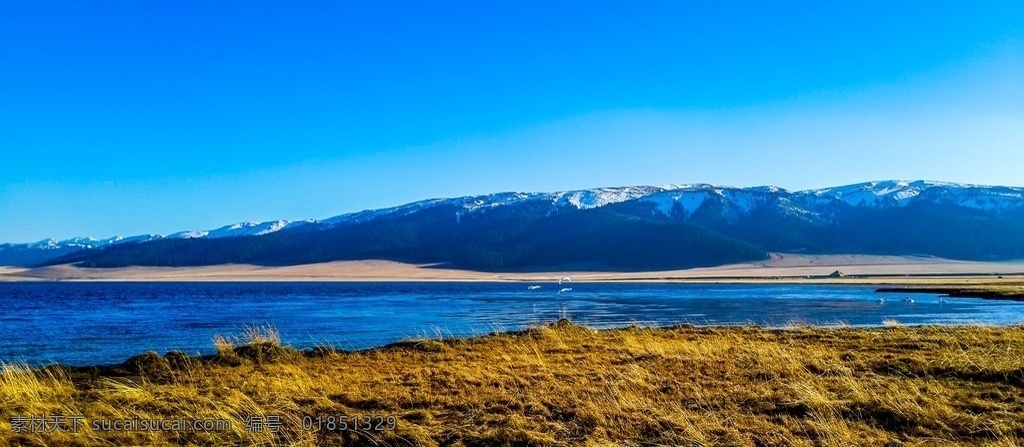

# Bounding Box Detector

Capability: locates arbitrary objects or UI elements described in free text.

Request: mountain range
[4,180,1024,271]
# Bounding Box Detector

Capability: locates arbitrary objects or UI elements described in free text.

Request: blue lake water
[1,282,1023,366]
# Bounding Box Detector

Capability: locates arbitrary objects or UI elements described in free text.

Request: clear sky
[1,1,1022,242]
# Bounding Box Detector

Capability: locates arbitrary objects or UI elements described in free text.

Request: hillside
[4,180,1024,271]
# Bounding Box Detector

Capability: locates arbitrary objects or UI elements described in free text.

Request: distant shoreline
[4,254,1024,285]
[876,286,1024,301]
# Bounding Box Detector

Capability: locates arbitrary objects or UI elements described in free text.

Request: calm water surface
[1,282,1022,365]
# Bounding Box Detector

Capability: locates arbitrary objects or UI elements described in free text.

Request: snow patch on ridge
[802,180,1024,212]
[6,180,1024,251]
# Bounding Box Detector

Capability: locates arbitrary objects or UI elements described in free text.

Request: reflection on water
[1,282,1021,365]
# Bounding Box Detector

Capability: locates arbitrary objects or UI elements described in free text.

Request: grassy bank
[2,322,1023,446]
[877,284,1024,301]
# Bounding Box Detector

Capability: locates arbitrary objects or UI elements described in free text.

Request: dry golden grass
[2,322,1023,446]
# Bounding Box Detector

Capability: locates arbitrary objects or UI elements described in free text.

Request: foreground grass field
[2,322,1023,446]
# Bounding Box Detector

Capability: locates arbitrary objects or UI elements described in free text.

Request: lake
[1,281,1022,366]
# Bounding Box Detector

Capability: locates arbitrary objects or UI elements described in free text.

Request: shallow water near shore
[1,281,1022,365]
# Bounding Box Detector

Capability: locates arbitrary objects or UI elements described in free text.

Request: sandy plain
[3,254,1024,285]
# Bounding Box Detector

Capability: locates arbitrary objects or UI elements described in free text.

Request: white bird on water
[559,276,572,285]
[558,287,572,294]
[527,285,542,290]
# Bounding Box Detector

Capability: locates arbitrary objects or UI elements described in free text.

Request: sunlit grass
[2,323,1023,446]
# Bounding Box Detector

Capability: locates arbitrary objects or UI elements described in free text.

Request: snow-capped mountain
[167,219,316,240]
[799,180,1024,212]
[314,180,1021,228]
[4,180,1024,269]
[0,234,164,253]
[319,180,1024,226]
[0,220,315,265]
[319,187,670,227]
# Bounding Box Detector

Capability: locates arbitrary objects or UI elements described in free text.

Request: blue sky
[1,1,1022,242]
